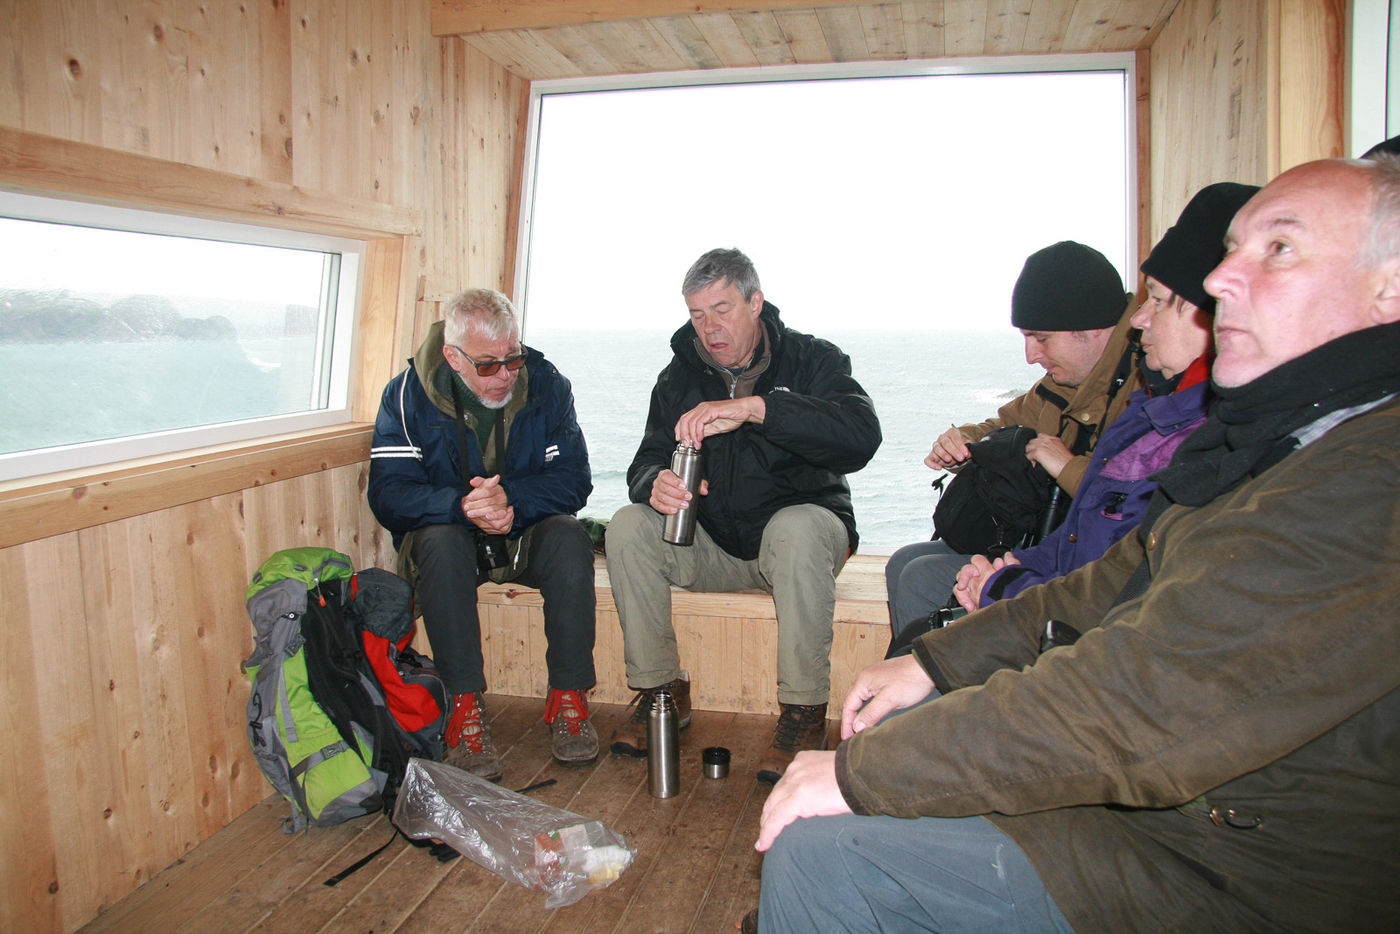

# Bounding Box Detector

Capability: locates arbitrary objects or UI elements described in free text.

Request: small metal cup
[702,746,730,780]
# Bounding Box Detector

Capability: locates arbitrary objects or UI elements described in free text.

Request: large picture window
[0,192,362,481]
[517,57,1134,550]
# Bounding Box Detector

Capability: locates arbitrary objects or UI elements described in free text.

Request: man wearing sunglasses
[368,288,598,782]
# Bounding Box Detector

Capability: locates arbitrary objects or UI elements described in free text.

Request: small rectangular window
[0,192,362,481]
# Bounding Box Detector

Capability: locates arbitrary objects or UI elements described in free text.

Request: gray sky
[523,71,1130,335]
[0,211,327,307]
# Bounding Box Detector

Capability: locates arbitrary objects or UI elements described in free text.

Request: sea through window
[517,58,1134,551]
[0,192,362,481]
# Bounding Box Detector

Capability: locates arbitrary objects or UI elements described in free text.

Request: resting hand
[924,426,971,469]
[462,476,514,535]
[755,751,850,852]
[954,553,1020,611]
[649,468,709,514]
[674,397,765,447]
[953,554,993,612]
[840,655,936,740]
[1024,433,1072,479]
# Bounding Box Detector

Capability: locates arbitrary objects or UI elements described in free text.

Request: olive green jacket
[838,396,1400,932]
[957,306,1142,495]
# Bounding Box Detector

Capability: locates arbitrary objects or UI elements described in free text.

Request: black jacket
[626,302,881,559]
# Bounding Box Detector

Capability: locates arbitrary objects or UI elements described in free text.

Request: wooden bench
[475,552,891,715]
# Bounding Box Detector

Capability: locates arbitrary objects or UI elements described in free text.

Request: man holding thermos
[368,288,599,782]
[606,248,882,782]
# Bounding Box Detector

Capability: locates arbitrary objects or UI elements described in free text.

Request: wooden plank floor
[80,696,799,933]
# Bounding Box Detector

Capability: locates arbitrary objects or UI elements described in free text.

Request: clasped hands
[461,474,513,535]
[952,552,1021,612]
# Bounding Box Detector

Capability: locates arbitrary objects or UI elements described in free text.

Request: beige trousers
[605,502,849,705]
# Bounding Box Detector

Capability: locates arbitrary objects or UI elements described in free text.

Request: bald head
[1203,159,1400,387]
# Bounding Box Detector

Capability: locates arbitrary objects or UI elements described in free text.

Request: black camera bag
[932,425,1056,556]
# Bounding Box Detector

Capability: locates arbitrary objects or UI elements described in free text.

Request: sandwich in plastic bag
[392,757,636,908]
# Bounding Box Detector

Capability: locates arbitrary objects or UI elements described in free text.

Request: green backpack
[244,547,385,832]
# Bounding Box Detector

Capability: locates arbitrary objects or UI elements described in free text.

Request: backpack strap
[1033,382,1071,410]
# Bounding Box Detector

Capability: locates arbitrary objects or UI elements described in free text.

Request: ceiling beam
[431,0,862,36]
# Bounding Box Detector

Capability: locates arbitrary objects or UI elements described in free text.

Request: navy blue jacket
[627,302,881,560]
[368,321,591,550]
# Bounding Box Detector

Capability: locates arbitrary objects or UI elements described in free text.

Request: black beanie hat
[1140,182,1259,312]
[1010,241,1127,331]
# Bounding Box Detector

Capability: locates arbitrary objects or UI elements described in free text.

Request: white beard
[478,388,513,410]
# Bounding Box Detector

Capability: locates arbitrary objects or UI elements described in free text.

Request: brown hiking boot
[544,687,599,764]
[445,691,503,782]
[608,676,692,757]
[756,702,828,784]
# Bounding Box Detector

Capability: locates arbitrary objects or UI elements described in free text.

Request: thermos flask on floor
[648,688,680,798]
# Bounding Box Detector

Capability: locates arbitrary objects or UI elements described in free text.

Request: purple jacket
[980,379,1210,607]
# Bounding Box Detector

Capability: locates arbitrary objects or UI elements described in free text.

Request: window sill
[0,424,372,549]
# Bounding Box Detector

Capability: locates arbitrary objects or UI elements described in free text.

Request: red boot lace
[446,692,485,752]
[544,689,590,735]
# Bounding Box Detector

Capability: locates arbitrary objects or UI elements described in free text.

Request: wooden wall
[0,2,526,931]
[1148,0,1345,241]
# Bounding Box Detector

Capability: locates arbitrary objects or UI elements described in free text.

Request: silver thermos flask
[647,688,680,798]
[662,442,702,545]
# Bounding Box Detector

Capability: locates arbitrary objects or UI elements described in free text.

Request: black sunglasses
[449,345,526,377]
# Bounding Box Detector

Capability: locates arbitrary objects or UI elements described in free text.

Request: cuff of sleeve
[628,466,660,504]
[911,638,954,695]
[1057,454,1087,494]
[983,565,1033,604]
[834,740,874,816]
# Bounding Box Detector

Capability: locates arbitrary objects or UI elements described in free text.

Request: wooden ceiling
[432,1,1182,80]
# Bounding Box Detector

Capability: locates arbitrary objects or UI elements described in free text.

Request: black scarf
[1110,321,1400,608]
[1153,321,1400,509]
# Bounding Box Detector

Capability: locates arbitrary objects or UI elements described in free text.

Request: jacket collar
[669,299,786,374]
[1142,378,1210,436]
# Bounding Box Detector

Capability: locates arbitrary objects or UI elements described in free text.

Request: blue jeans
[758,812,1073,933]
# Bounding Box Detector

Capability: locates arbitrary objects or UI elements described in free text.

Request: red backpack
[346,568,449,761]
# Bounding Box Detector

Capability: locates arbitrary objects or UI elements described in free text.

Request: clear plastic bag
[392,757,636,908]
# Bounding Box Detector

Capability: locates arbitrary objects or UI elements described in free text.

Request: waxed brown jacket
[838,396,1400,932]
[957,305,1142,494]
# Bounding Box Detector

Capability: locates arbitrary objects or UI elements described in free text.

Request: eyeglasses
[449,345,526,377]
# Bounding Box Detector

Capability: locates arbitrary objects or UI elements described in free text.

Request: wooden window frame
[0,126,423,548]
